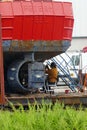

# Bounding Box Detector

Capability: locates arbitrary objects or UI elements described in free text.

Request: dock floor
[5,86,87,106]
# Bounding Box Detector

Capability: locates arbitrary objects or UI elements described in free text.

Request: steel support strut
[0,14,5,105]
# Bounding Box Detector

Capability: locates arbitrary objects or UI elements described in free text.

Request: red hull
[0,1,74,40]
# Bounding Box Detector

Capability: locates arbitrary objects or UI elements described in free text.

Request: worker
[45,62,58,90]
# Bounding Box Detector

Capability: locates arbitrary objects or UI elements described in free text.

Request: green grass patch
[0,101,87,130]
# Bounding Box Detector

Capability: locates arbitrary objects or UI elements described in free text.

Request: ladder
[47,53,81,92]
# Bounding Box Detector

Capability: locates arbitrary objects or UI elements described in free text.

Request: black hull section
[3,40,71,94]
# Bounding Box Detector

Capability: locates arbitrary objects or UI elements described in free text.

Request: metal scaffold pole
[0,14,5,105]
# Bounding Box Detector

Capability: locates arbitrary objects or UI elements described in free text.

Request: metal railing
[47,53,81,92]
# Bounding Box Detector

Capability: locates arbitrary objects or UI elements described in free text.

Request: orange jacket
[46,68,58,83]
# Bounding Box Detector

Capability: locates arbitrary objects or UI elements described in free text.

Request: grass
[0,101,87,130]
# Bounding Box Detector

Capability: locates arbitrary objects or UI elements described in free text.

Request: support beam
[0,14,5,105]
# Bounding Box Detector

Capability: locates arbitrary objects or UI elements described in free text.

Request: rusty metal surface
[54,92,87,105]
[0,14,5,104]
[4,92,87,106]
[3,40,71,52]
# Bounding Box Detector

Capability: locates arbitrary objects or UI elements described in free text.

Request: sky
[54,0,87,37]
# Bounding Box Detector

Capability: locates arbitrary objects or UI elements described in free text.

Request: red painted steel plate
[83,47,87,53]
[0,1,74,40]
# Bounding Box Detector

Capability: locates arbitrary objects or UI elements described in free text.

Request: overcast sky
[54,0,87,37]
